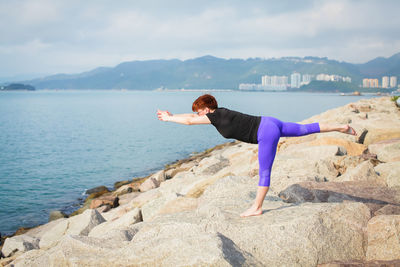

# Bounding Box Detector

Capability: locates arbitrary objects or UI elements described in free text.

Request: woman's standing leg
[240,118,280,217]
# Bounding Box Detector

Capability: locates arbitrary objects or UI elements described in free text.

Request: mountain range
[24,52,400,90]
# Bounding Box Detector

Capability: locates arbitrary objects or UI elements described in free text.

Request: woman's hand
[157,109,171,121]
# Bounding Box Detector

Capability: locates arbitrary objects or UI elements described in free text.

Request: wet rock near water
[48,211,68,222]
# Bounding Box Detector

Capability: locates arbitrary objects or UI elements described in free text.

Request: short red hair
[192,94,218,112]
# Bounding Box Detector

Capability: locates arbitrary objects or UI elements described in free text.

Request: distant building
[382,76,389,88]
[290,73,301,88]
[271,75,288,87]
[390,76,397,88]
[343,77,352,83]
[363,78,379,88]
[261,75,271,86]
[370,79,379,88]
[362,79,370,88]
[316,74,332,81]
[301,74,313,85]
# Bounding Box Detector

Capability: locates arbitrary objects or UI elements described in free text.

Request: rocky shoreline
[1,97,400,266]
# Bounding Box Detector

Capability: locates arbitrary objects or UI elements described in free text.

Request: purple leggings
[257,116,320,187]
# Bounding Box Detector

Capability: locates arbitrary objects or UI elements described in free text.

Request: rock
[363,128,400,146]
[307,137,366,156]
[279,145,347,160]
[366,215,400,261]
[138,177,160,192]
[0,251,23,266]
[185,173,234,198]
[368,138,400,162]
[164,163,194,179]
[267,156,341,196]
[149,170,166,184]
[1,235,39,257]
[88,208,142,238]
[85,186,109,195]
[335,160,386,185]
[130,188,161,208]
[278,181,400,206]
[318,259,400,266]
[113,180,130,189]
[48,211,68,222]
[374,204,400,216]
[201,157,230,175]
[95,205,111,213]
[94,223,143,243]
[141,193,178,221]
[89,195,119,209]
[158,196,198,215]
[331,155,365,177]
[112,184,133,196]
[39,209,105,249]
[374,162,400,188]
[11,222,259,266]
[117,191,140,206]
[198,176,371,266]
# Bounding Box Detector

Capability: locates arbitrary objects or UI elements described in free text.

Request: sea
[0,90,375,235]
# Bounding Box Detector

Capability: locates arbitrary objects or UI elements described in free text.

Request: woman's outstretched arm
[157,110,211,125]
[157,110,198,118]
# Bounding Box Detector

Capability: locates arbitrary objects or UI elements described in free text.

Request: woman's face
[196,107,210,116]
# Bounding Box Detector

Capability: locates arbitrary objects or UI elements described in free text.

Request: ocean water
[0,90,374,235]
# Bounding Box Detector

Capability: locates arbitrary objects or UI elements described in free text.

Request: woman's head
[192,94,218,113]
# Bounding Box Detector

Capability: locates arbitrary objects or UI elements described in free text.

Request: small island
[0,83,35,91]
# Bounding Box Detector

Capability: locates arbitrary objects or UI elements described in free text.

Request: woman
[157,94,356,217]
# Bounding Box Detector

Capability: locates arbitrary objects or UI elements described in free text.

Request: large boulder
[374,162,400,188]
[10,221,259,266]
[363,128,400,146]
[335,160,385,185]
[366,215,400,261]
[368,138,400,162]
[39,209,105,249]
[1,235,39,257]
[138,177,160,192]
[197,175,371,266]
[88,208,142,238]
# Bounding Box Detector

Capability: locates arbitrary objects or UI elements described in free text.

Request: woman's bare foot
[240,205,262,217]
[340,125,357,136]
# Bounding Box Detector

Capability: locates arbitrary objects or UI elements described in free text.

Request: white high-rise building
[382,76,389,88]
[390,76,397,88]
[261,75,272,86]
[290,73,301,88]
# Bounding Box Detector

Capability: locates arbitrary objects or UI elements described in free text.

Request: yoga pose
[157,94,357,217]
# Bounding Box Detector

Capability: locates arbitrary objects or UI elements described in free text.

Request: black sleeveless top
[206,108,261,144]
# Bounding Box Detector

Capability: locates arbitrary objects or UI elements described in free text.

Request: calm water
[0,90,374,234]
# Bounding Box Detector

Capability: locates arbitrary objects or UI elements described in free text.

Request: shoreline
[0,140,237,244]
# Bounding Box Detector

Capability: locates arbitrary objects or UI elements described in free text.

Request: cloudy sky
[1,0,399,78]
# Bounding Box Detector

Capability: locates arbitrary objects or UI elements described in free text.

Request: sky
[0,0,399,78]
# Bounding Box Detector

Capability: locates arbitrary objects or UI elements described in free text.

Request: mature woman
[157,94,356,217]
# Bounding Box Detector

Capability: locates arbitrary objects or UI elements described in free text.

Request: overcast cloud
[0,0,399,77]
